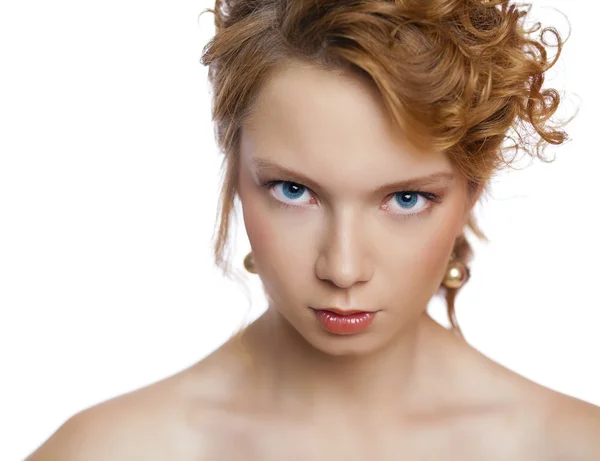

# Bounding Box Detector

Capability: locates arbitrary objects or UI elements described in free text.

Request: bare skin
[26,313,600,461]
[27,61,600,460]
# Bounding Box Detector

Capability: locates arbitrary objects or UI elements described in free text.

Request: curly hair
[199,0,570,336]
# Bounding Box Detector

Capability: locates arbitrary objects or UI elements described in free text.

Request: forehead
[241,61,454,190]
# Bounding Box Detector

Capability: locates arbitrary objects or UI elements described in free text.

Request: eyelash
[259,179,443,220]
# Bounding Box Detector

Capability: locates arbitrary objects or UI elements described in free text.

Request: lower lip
[313,309,377,335]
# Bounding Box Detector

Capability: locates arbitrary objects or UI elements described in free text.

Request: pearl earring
[442,251,470,289]
[243,252,257,274]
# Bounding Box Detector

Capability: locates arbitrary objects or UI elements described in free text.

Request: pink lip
[317,307,373,315]
[311,307,377,335]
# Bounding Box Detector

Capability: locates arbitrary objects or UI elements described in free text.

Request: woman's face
[237,61,474,356]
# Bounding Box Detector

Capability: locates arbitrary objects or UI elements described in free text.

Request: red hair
[200,0,570,335]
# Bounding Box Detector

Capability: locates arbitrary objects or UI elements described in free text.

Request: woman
[27,0,600,460]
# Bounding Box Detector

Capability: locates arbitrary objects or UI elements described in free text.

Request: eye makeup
[258,179,445,221]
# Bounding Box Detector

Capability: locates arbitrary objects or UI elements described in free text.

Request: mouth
[312,307,375,316]
[310,307,378,335]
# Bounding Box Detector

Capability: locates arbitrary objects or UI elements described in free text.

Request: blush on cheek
[241,202,272,266]
[423,243,453,284]
[414,220,460,284]
[241,204,300,307]
[237,167,274,259]
[239,187,299,276]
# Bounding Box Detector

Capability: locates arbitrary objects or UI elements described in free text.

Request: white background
[1,1,598,460]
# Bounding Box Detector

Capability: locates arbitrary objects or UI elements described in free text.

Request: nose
[315,210,374,289]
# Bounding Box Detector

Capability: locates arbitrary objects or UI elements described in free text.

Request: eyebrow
[250,157,456,194]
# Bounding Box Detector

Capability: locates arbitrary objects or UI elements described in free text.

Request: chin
[310,331,387,357]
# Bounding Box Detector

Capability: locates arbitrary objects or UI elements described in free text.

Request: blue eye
[387,192,429,215]
[394,192,419,209]
[268,181,313,205]
[281,182,306,200]
[260,179,441,218]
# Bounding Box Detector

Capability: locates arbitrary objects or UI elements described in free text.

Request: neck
[236,304,466,423]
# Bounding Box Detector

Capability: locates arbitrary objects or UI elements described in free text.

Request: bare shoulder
[494,367,600,460]
[455,343,600,460]
[489,385,600,461]
[25,371,208,461]
[542,391,600,460]
[26,338,255,461]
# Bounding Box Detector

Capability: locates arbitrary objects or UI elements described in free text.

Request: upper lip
[316,307,373,315]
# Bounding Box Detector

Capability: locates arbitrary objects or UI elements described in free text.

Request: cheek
[243,206,317,307]
[240,196,270,257]
[417,226,455,280]
[238,175,272,262]
[381,205,464,300]
[238,174,314,283]
[408,211,463,287]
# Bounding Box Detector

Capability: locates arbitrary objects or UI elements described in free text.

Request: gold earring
[244,252,257,274]
[442,251,470,289]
